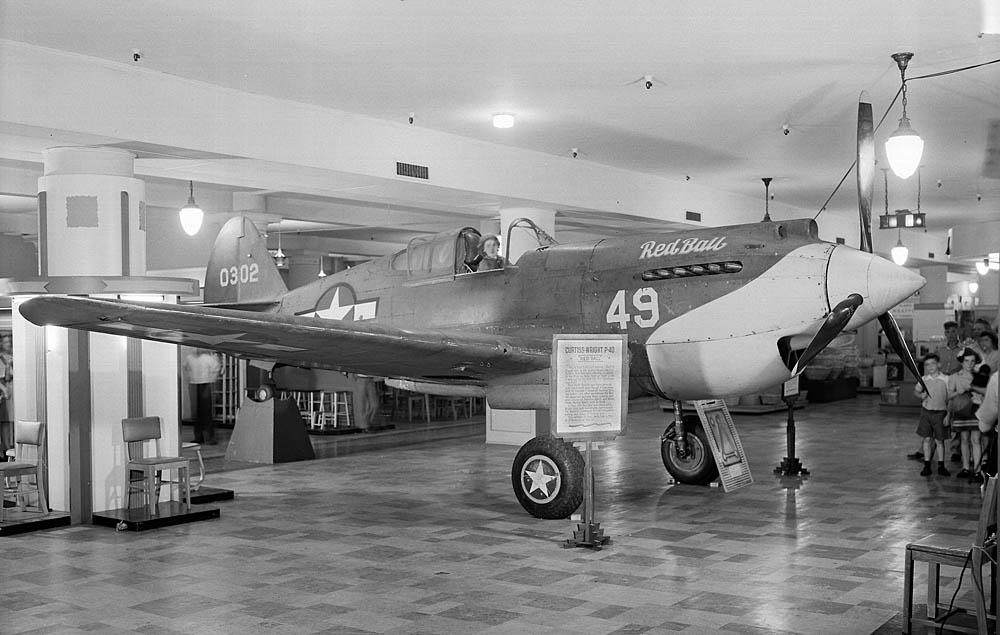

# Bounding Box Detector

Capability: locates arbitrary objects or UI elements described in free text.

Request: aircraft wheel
[511,437,584,519]
[661,415,719,485]
[250,384,275,402]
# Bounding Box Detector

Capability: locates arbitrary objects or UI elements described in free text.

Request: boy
[914,353,951,476]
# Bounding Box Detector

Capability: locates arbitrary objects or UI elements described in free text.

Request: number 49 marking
[606,288,659,329]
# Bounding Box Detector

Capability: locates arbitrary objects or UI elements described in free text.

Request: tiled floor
[1,395,993,634]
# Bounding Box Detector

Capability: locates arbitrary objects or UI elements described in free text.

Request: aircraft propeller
[856,97,929,394]
[792,294,864,376]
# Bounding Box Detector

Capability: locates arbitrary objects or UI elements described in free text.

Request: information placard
[782,376,800,399]
[551,334,628,440]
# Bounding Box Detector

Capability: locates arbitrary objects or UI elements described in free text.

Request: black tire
[250,384,275,403]
[661,415,719,485]
[511,437,585,519]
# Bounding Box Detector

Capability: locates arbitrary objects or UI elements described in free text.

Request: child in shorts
[914,353,951,476]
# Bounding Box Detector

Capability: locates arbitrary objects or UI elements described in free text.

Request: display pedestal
[226,397,315,464]
[92,502,219,532]
[775,391,809,477]
[0,511,71,536]
[191,486,235,505]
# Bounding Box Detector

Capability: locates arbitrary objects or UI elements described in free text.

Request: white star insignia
[525,461,556,496]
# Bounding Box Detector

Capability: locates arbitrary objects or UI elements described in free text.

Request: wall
[0,234,38,308]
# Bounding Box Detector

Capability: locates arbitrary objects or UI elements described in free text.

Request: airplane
[19,100,926,520]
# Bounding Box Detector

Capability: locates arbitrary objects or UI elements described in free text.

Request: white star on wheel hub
[522,455,560,503]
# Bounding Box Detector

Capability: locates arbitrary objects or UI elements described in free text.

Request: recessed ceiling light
[492,112,515,129]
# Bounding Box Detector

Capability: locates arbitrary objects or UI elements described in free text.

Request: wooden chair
[122,416,191,515]
[433,396,470,421]
[903,475,996,634]
[407,393,430,423]
[0,420,48,522]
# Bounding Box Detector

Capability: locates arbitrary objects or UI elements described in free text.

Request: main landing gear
[659,402,719,485]
[660,415,719,485]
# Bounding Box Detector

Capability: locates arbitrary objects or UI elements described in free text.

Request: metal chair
[122,416,191,515]
[0,420,48,522]
[903,476,996,634]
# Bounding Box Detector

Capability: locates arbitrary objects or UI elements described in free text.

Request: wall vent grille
[396,162,429,180]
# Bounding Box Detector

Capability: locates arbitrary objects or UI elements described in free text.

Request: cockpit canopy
[390,227,481,277]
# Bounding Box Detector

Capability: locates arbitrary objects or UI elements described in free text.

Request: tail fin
[204,216,288,307]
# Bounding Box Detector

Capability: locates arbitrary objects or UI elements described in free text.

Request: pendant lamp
[885,53,924,179]
[178,180,204,236]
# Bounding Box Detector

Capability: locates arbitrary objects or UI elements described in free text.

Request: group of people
[0,333,12,457]
[914,319,1000,481]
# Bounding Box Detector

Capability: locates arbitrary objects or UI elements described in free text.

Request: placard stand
[550,334,627,551]
[774,377,809,477]
[563,440,611,550]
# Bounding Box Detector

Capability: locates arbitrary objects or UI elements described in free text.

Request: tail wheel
[250,383,275,402]
[511,437,584,519]
[661,415,719,485]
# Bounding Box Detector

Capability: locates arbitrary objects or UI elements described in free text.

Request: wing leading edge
[19,296,551,382]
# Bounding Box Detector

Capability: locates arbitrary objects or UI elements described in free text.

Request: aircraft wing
[18,296,551,382]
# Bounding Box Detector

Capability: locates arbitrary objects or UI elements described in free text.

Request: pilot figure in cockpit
[476,234,505,271]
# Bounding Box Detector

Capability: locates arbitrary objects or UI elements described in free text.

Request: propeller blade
[878,311,929,394]
[791,294,864,376]
[857,96,875,254]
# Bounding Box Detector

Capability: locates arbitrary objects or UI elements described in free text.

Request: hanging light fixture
[891,230,909,265]
[977,254,1000,275]
[885,52,924,179]
[878,166,927,229]
[273,229,287,268]
[761,177,772,222]
[969,281,980,294]
[178,180,204,236]
[317,255,327,278]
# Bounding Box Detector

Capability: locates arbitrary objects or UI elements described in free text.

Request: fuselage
[275,218,924,401]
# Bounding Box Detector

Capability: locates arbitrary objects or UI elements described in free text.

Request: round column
[38,147,146,276]
[13,146,186,524]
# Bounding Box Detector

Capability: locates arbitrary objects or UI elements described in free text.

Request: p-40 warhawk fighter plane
[20,101,925,519]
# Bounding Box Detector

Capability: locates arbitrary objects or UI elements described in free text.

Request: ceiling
[0,1,998,265]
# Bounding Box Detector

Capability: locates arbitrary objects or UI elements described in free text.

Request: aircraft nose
[826,246,925,327]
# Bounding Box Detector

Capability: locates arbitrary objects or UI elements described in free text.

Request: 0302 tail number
[219,263,260,287]
[606,288,659,329]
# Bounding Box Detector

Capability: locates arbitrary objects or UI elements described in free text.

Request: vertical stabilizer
[204,216,288,306]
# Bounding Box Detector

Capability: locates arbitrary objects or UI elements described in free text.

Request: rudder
[204,216,287,306]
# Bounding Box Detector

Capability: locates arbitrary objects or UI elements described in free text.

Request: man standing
[935,321,964,375]
[184,350,221,445]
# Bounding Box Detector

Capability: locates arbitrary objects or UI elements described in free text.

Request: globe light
[885,117,924,179]
[891,237,909,266]
[885,52,924,180]
[178,180,204,236]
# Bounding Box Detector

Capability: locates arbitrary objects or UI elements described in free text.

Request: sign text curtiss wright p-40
[20,101,925,519]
